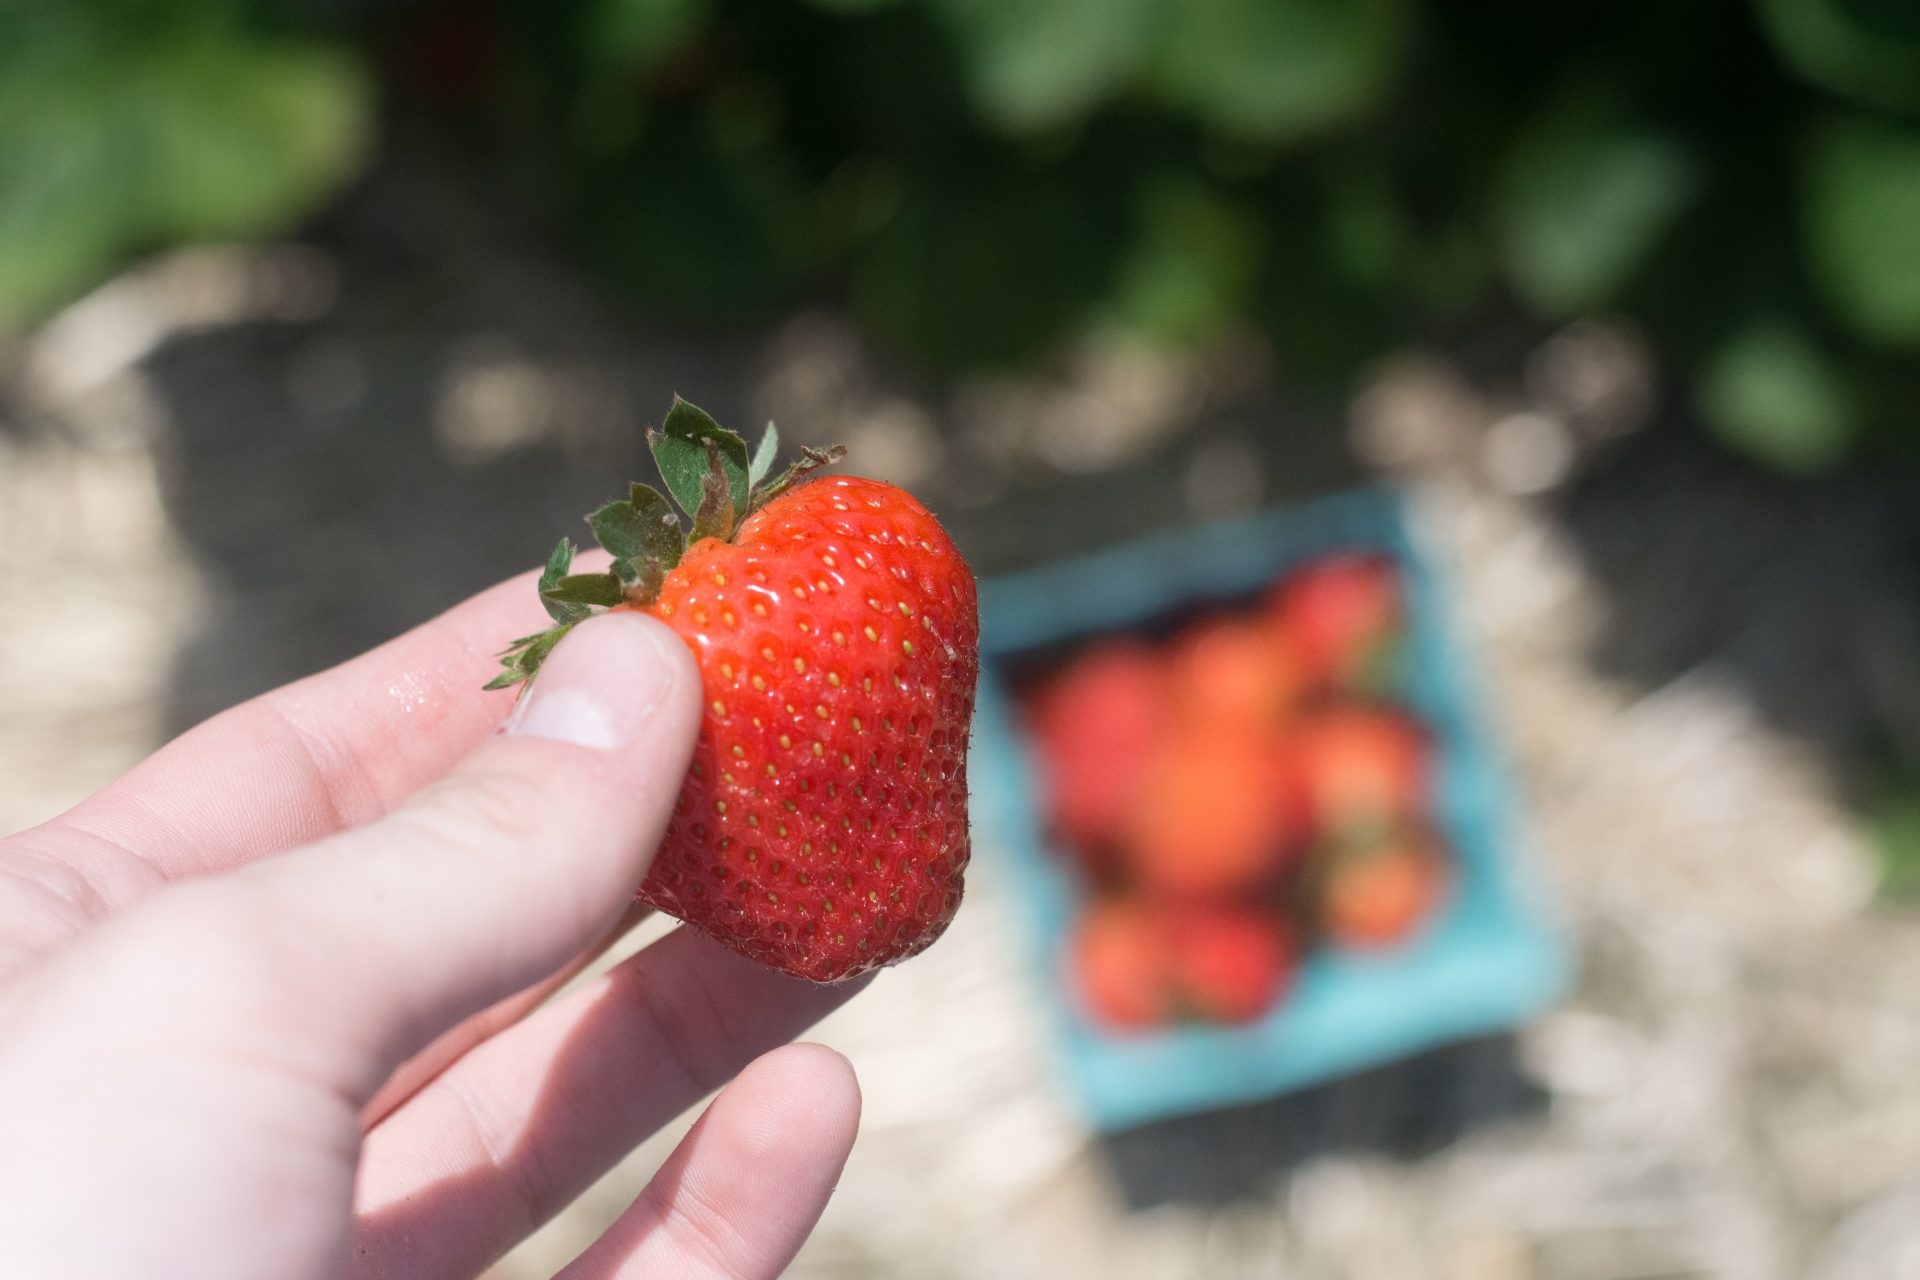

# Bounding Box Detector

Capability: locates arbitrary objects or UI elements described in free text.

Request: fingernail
[506,613,685,749]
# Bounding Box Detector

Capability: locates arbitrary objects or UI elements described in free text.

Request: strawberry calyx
[485,397,845,691]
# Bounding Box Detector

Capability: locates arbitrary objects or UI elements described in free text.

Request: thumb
[69,611,704,1099]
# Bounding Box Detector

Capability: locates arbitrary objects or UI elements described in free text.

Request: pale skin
[0,565,869,1279]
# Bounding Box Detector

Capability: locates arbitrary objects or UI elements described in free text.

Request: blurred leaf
[802,0,910,12]
[855,149,1131,367]
[1835,0,1920,40]
[142,41,371,241]
[1403,221,1492,314]
[1754,0,1920,115]
[1256,193,1398,386]
[579,113,810,316]
[1872,780,1920,900]
[933,0,1157,133]
[1495,87,1696,315]
[1107,179,1261,345]
[1697,322,1858,472]
[0,30,369,323]
[1151,0,1409,143]
[588,0,710,72]
[566,0,710,153]
[0,74,133,320]
[1323,166,1406,290]
[1804,117,1920,346]
[768,4,981,155]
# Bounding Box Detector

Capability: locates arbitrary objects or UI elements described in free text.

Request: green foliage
[1754,0,1920,115]
[1149,0,1410,144]
[590,485,685,572]
[1805,118,1920,346]
[0,4,369,321]
[852,144,1135,367]
[1495,86,1696,316]
[9,0,1920,472]
[1699,323,1858,473]
[588,0,712,74]
[652,395,751,515]
[1108,178,1263,346]
[933,0,1157,133]
[575,112,812,318]
[1872,780,1920,901]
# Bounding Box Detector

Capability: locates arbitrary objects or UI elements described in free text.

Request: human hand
[0,569,867,1279]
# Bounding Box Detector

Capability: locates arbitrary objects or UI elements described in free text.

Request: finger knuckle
[404,767,562,861]
[97,882,297,1012]
[653,1176,759,1278]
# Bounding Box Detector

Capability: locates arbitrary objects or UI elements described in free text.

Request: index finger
[5,557,591,922]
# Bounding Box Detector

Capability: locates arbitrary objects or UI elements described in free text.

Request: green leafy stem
[485,397,843,691]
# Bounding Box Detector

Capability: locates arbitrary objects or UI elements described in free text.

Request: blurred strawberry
[1290,704,1430,842]
[1069,898,1171,1030]
[1167,616,1304,728]
[1165,903,1294,1024]
[1070,898,1293,1030]
[1319,825,1449,949]
[1025,640,1166,863]
[1269,553,1405,693]
[1126,724,1300,896]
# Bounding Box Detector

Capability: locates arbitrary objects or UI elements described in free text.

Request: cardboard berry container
[970,487,1571,1131]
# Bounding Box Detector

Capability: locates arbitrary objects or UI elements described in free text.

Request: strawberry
[1069,898,1171,1030]
[489,399,978,982]
[1163,903,1294,1024]
[1125,723,1300,897]
[1069,898,1292,1031]
[1166,616,1302,728]
[1269,553,1405,693]
[1289,703,1430,843]
[1023,639,1165,866]
[1318,824,1449,949]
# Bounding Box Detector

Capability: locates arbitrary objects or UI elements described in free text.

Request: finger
[358,901,654,1129]
[55,610,702,1105]
[0,566,554,973]
[0,555,600,951]
[555,1044,860,1280]
[350,926,865,1280]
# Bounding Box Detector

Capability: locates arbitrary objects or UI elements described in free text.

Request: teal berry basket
[969,486,1572,1132]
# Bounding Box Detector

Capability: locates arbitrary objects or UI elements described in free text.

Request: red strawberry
[1164,903,1294,1024]
[1024,639,1165,863]
[1289,704,1430,842]
[1166,616,1303,728]
[1069,898,1293,1031]
[1125,723,1300,897]
[1269,553,1404,693]
[1069,899,1171,1030]
[489,400,977,982]
[1319,824,1449,949]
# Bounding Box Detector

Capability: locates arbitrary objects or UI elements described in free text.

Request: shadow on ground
[1552,427,1920,779]
[1095,1034,1542,1209]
